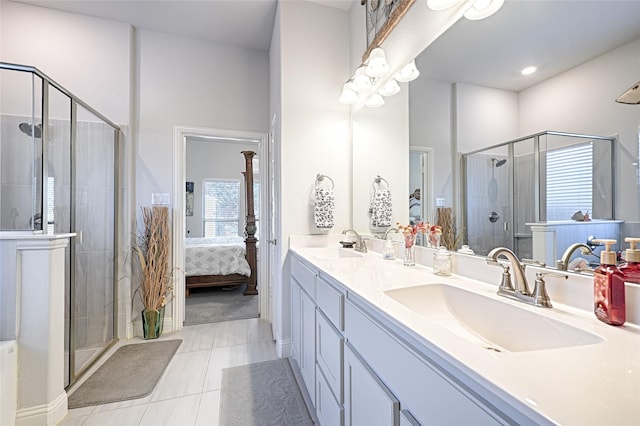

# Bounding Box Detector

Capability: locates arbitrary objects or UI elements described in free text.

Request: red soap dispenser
[619,237,640,284]
[593,239,625,326]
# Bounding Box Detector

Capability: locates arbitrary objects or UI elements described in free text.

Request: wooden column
[242,151,258,296]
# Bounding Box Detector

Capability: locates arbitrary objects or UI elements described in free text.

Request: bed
[185,151,258,297]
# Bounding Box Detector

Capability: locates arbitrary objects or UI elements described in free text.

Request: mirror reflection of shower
[19,122,42,138]
[488,157,506,200]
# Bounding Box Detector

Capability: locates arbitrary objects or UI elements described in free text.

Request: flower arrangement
[428,224,442,247]
[396,222,428,248]
[133,206,173,312]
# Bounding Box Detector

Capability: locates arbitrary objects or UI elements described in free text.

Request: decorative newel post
[242,151,258,296]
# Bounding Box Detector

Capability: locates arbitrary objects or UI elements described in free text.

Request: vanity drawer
[345,299,502,425]
[316,275,344,330]
[316,365,344,426]
[316,310,344,403]
[291,255,316,298]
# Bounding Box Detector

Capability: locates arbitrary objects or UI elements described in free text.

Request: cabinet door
[316,310,343,402]
[300,289,316,405]
[290,280,301,363]
[344,343,399,426]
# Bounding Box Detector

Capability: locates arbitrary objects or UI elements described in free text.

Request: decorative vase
[142,307,165,339]
[404,234,416,266]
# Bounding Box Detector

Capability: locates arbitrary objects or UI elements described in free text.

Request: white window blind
[546,142,593,220]
[203,179,240,237]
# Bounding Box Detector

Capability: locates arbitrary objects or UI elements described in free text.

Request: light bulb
[352,67,373,93]
[365,93,385,108]
[464,0,504,20]
[339,82,358,104]
[365,48,390,78]
[394,60,420,83]
[379,79,400,96]
[521,66,537,76]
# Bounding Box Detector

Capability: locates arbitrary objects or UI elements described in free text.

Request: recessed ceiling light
[521,66,537,76]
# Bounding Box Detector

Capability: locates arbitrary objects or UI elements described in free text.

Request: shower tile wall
[0,115,39,230]
[466,154,511,255]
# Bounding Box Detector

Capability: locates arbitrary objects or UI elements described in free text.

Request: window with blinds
[203,179,240,237]
[546,142,593,220]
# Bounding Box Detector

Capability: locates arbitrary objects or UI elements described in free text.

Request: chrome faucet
[487,247,530,295]
[557,243,595,271]
[382,227,399,240]
[486,247,567,308]
[342,229,367,253]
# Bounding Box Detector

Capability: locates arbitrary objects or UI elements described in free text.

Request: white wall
[275,0,351,354]
[135,29,269,210]
[185,138,258,238]
[352,91,409,232]
[455,83,519,153]
[409,78,454,207]
[519,37,640,226]
[0,1,131,124]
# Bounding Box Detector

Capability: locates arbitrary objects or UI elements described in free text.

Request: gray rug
[67,339,181,408]
[184,284,258,325]
[220,358,314,426]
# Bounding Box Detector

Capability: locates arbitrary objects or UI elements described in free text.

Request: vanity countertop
[290,237,640,426]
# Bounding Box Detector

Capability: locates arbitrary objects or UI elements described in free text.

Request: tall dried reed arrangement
[437,207,463,251]
[134,206,172,311]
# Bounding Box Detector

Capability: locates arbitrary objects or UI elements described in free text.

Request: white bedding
[184,236,251,277]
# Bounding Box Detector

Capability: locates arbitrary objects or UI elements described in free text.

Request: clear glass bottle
[433,247,452,276]
[593,239,625,326]
[382,239,396,260]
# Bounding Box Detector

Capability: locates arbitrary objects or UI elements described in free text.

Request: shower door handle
[504,222,509,232]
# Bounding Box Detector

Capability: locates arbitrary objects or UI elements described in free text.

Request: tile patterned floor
[60,318,277,426]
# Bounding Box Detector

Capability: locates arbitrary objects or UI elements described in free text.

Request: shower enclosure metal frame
[461,130,616,257]
[1,62,120,388]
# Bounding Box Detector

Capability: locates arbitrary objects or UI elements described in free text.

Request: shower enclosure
[0,63,119,388]
[461,131,615,260]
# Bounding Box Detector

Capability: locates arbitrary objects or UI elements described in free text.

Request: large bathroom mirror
[353,1,640,273]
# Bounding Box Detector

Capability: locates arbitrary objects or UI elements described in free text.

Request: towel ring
[315,173,334,190]
[372,175,390,191]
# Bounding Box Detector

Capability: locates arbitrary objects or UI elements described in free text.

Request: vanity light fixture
[339,47,417,108]
[427,0,504,20]
[352,66,374,93]
[616,81,640,104]
[521,66,537,76]
[365,47,390,78]
[379,78,401,96]
[394,60,420,82]
[339,81,359,104]
[365,93,385,108]
[464,0,504,20]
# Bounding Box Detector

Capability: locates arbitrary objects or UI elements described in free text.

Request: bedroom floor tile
[60,318,278,426]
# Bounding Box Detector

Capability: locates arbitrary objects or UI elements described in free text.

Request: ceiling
[10,1,640,91]
[11,0,355,51]
[418,1,640,92]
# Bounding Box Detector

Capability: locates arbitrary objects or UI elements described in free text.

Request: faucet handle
[532,271,568,308]
[523,258,546,267]
[486,259,515,293]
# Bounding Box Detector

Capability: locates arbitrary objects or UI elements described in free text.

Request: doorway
[172,126,270,331]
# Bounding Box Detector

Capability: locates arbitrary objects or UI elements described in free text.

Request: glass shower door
[72,105,117,378]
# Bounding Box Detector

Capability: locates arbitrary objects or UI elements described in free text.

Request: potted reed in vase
[134,206,173,339]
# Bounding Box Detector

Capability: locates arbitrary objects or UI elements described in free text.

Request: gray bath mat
[185,284,258,325]
[67,339,181,408]
[220,358,314,426]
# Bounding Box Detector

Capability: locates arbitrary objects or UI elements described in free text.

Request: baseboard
[276,337,291,358]
[16,391,67,426]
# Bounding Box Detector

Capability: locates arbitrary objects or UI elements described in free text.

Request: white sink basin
[305,247,364,260]
[384,284,603,353]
